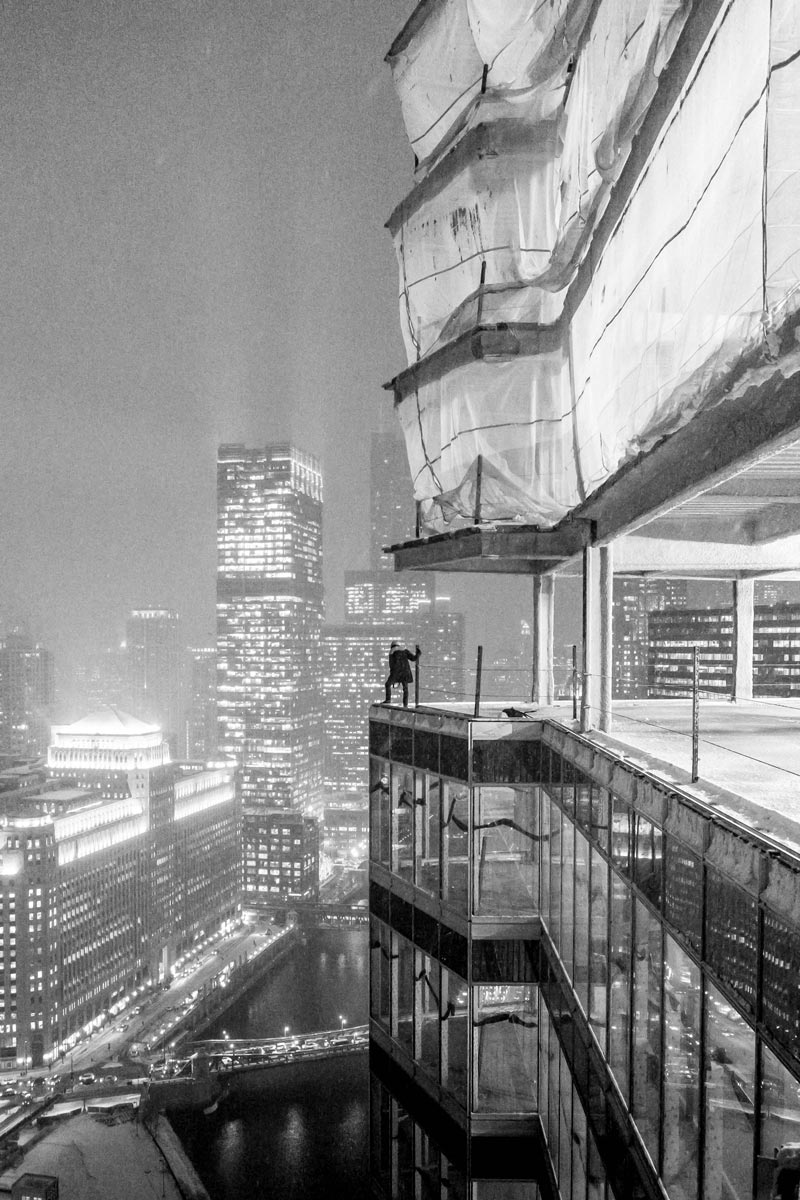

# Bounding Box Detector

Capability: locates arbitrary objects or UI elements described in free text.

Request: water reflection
[172,928,369,1200]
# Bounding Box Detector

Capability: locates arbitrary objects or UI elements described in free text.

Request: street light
[339,1015,346,1031]
[284,1026,290,1039]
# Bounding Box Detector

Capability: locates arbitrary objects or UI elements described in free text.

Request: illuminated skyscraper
[216,444,323,810]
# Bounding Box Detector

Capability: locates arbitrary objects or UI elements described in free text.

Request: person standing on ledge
[384,641,421,708]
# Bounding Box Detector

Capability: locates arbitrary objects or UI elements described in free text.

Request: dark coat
[387,646,420,684]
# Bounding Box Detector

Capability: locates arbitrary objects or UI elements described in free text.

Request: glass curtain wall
[534,745,800,1200]
[371,723,800,1200]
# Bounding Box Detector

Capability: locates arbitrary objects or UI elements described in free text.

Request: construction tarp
[386,0,595,171]
[389,0,693,364]
[388,0,800,533]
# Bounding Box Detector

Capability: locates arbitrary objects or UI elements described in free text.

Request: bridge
[163,1024,368,1079]
[287,901,368,928]
[143,1025,368,1113]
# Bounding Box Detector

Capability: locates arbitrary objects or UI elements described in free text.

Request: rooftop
[0,1111,201,1200]
[51,708,160,739]
[376,697,800,858]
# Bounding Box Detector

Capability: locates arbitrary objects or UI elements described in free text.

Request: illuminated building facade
[648,601,800,699]
[322,624,389,793]
[242,807,318,902]
[648,608,735,698]
[126,609,182,752]
[0,709,238,1069]
[0,634,54,759]
[216,444,324,811]
[612,580,689,699]
[344,571,436,623]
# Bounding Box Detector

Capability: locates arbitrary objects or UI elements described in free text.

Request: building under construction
[368,2,800,1198]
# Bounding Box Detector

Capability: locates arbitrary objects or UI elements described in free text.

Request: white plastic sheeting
[387,0,594,169]
[388,0,800,533]
[388,120,563,361]
[390,0,694,365]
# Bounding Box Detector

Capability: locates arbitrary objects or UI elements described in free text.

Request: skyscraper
[321,429,465,797]
[612,579,689,699]
[216,444,323,811]
[0,633,55,760]
[126,608,182,751]
[184,645,218,761]
[370,428,418,574]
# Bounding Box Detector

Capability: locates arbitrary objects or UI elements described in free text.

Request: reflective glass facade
[369,706,800,1200]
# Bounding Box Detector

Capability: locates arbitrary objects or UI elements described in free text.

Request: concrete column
[732,578,754,700]
[581,544,603,732]
[532,574,555,705]
[599,544,614,732]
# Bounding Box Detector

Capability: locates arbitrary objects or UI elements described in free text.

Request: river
[170,926,370,1200]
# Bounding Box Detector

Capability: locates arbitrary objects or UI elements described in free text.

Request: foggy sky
[0,0,416,670]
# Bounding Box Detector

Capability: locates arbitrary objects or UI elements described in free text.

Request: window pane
[540,793,550,926]
[631,898,662,1165]
[589,848,608,1053]
[706,869,757,1016]
[574,827,590,1016]
[610,796,631,875]
[587,1126,606,1200]
[416,776,441,897]
[391,766,414,880]
[664,838,702,953]
[572,1083,588,1200]
[370,761,390,867]
[548,799,562,948]
[575,772,592,833]
[441,967,469,1109]
[632,813,662,907]
[608,870,632,1101]
[759,1043,800,1200]
[416,952,440,1086]
[442,783,469,914]
[561,813,575,981]
[369,918,391,1033]
[395,934,414,1058]
[547,1016,560,1176]
[762,910,800,1064]
[472,985,538,1113]
[591,786,610,853]
[415,1128,440,1200]
[473,786,538,916]
[539,1002,550,1141]
[703,981,754,1200]
[663,934,701,1200]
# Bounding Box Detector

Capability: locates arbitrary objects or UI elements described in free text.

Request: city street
[0,916,289,1107]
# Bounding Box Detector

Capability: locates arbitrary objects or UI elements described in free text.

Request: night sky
[0,0,423,674]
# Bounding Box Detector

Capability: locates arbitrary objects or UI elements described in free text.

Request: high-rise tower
[216,444,323,811]
[126,609,182,751]
[0,633,55,759]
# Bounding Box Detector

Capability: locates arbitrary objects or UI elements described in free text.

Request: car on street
[78,1072,96,1085]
